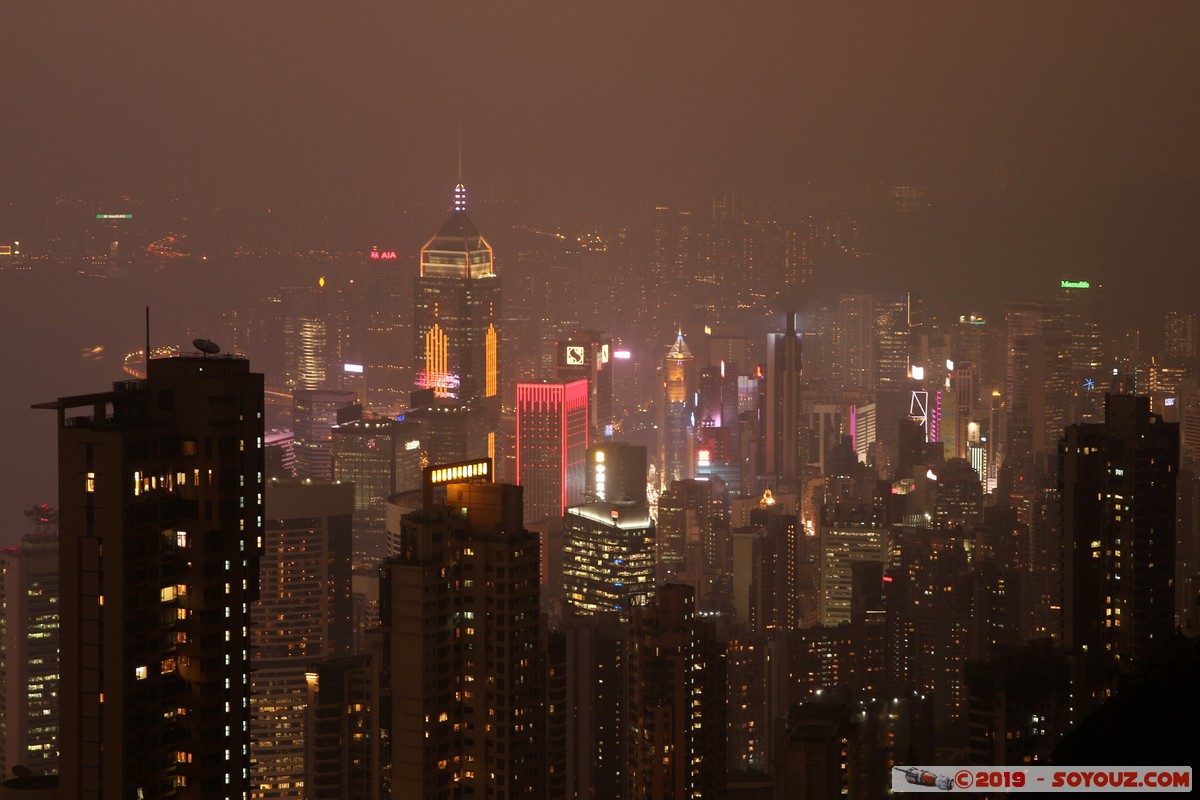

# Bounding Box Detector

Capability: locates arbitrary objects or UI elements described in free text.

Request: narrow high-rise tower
[380,461,543,799]
[413,181,501,406]
[36,351,264,798]
[0,523,60,776]
[767,312,803,485]
[659,331,695,488]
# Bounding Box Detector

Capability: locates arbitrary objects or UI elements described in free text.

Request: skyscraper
[562,500,656,615]
[0,529,59,776]
[36,352,264,798]
[626,584,726,800]
[331,416,423,567]
[1060,394,1179,670]
[584,441,648,504]
[555,329,615,439]
[1163,310,1198,362]
[1056,277,1104,384]
[251,479,354,799]
[656,478,726,579]
[413,182,501,407]
[767,312,803,485]
[516,380,589,524]
[292,389,358,480]
[1004,301,1071,475]
[835,293,875,391]
[819,523,890,627]
[380,463,543,799]
[660,331,696,488]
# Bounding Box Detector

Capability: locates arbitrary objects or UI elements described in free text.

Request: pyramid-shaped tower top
[420,182,494,279]
[666,330,693,359]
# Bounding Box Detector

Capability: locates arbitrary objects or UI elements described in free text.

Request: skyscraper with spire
[411,176,502,462]
[659,331,696,488]
[413,181,501,405]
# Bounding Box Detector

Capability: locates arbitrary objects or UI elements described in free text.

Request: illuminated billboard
[426,458,492,486]
[96,213,133,220]
[1060,279,1091,289]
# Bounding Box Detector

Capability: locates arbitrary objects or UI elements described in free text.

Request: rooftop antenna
[454,128,466,212]
[145,306,151,374]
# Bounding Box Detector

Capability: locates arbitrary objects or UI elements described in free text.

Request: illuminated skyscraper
[562,500,656,616]
[0,529,60,776]
[37,353,264,798]
[835,293,875,391]
[656,478,726,579]
[516,380,589,524]
[819,523,890,627]
[555,329,615,439]
[332,417,423,567]
[380,466,543,800]
[413,182,501,406]
[292,389,358,480]
[251,479,354,799]
[1056,277,1105,384]
[1163,310,1198,362]
[874,293,911,384]
[660,331,696,488]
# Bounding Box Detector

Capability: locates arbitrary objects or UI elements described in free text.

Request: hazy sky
[3,2,1198,200]
[3,3,1199,542]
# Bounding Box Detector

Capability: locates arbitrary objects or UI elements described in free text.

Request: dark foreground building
[1061,394,1179,672]
[36,353,264,799]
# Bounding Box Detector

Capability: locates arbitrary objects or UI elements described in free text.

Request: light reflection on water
[0,258,325,543]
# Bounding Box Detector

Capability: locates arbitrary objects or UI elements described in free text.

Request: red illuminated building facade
[516,380,589,524]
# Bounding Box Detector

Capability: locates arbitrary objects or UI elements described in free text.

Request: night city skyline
[1,3,1199,797]
[3,3,1200,537]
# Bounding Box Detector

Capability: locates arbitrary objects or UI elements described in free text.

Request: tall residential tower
[37,352,264,799]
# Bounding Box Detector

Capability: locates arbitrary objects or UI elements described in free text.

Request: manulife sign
[1060,279,1091,289]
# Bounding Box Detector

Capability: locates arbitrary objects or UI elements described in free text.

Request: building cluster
[1,182,1198,800]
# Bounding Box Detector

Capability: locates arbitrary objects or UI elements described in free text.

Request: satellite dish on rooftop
[193,338,221,355]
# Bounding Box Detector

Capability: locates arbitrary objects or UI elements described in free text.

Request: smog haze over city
[4,2,1197,537]
[6,2,1200,795]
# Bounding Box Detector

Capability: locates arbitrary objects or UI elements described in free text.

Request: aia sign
[370,249,398,260]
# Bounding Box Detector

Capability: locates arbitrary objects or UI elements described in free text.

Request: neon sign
[1060,279,1091,289]
[370,250,398,260]
[96,213,133,220]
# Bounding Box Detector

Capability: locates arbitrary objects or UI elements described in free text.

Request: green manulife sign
[1060,280,1091,289]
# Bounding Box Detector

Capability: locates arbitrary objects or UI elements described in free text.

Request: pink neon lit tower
[516,380,589,524]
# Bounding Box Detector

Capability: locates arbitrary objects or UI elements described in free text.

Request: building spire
[453,128,467,212]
